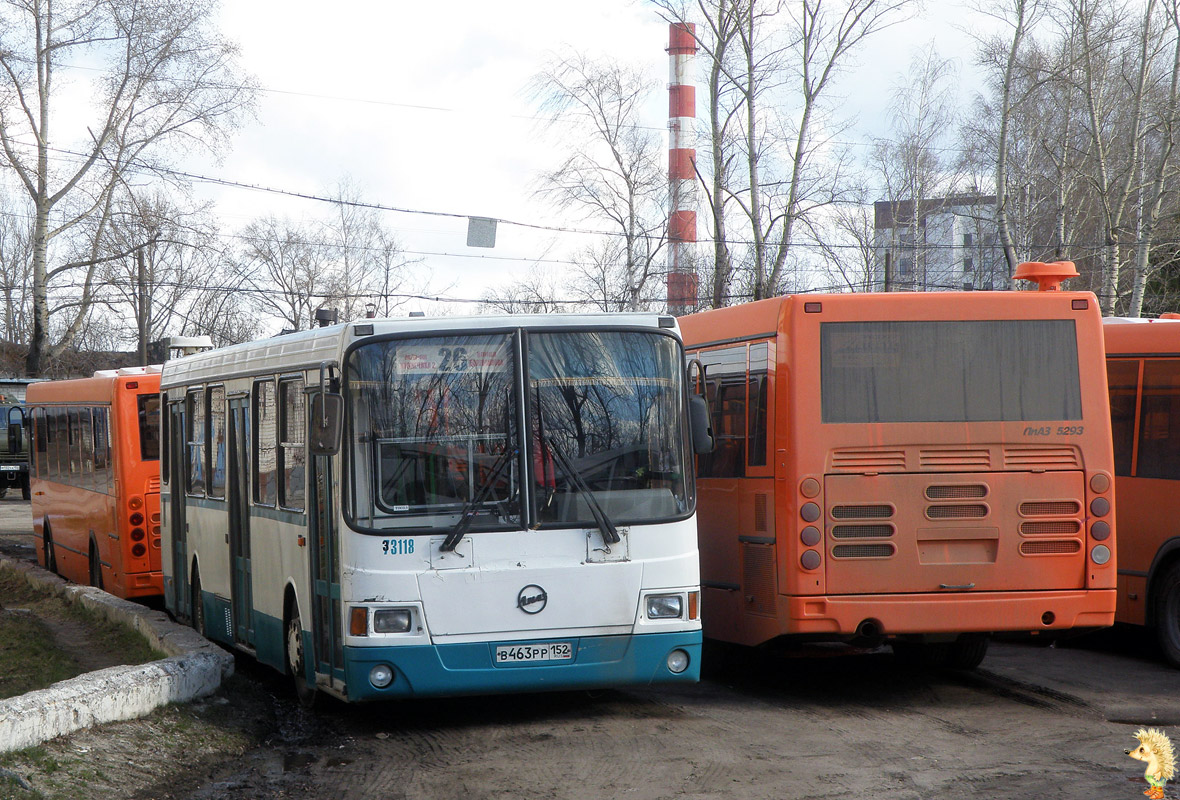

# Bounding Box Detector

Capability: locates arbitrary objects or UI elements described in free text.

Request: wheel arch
[1145,537,1180,629]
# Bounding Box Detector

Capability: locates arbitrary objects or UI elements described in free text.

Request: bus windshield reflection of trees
[348,330,689,533]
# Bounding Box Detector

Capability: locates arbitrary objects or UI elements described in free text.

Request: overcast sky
[188,0,992,317]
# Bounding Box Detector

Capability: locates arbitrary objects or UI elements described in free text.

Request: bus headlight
[369,664,395,688]
[373,608,413,633]
[647,594,683,619]
[666,649,690,674]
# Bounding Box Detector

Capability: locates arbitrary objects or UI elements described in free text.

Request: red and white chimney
[666,23,698,315]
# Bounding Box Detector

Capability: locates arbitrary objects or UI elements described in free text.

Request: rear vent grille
[832,524,894,539]
[742,544,777,616]
[919,448,991,469]
[1019,540,1082,555]
[925,484,988,500]
[1019,501,1082,516]
[832,543,896,559]
[831,504,894,519]
[831,448,906,470]
[926,504,989,519]
[1021,520,1082,536]
[754,493,768,532]
[1003,446,1081,469]
[147,477,161,493]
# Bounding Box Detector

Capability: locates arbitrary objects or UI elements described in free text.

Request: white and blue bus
[160,313,709,703]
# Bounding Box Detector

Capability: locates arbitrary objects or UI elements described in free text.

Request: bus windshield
[530,331,688,526]
[345,329,690,532]
[820,319,1083,424]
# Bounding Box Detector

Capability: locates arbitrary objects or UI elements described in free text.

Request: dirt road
[121,635,1166,800]
[1,495,1174,800]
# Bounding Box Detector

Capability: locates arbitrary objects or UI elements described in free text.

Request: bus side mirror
[7,423,20,453]
[689,394,714,454]
[309,393,343,456]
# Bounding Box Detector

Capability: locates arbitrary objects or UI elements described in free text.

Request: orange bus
[27,367,164,599]
[681,268,1116,668]
[1103,316,1180,666]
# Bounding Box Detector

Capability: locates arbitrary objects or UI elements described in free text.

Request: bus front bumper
[341,631,702,701]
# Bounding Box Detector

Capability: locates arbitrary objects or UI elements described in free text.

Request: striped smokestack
[667,22,698,315]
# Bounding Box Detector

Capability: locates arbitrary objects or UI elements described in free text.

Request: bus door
[310,447,343,689]
[167,400,189,617]
[227,396,255,646]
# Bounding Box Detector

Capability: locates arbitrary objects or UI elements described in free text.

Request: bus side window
[208,386,226,499]
[1107,358,1140,477]
[186,389,205,496]
[94,407,111,495]
[278,378,305,511]
[697,345,749,479]
[254,379,277,507]
[79,407,94,491]
[33,408,46,477]
[1137,359,1180,480]
[748,341,770,468]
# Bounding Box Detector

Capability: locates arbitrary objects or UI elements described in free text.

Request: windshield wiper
[440,447,517,552]
[544,436,621,547]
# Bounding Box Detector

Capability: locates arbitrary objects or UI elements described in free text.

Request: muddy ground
[1,499,1176,800]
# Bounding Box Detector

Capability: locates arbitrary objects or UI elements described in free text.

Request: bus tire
[1153,562,1180,668]
[947,635,989,670]
[191,567,205,637]
[286,605,316,708]
[891,641,949,667]
[20,476,29,501]
[88,539,104,590]
[42,522,57,574]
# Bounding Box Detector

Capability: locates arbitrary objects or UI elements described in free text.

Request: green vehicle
[0,405,29,500]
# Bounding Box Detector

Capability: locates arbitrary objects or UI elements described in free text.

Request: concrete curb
[0,555,234,754]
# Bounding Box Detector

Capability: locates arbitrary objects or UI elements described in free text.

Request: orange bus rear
[1102,316,1180,665]
[681,285,1116,668]
[27,368,163,599]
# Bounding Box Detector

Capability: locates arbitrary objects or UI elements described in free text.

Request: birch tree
[0,0,254,375]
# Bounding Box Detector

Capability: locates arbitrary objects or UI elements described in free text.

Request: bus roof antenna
[1012,260,1079,292]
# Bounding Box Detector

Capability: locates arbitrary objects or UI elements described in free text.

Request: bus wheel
[190,568,205,636]
[891,641,949,668]
[286,607,317,708]
[1153,562,1180,667]
[947,635,989,670]
[88,540,104,590]
[42,524,57,574]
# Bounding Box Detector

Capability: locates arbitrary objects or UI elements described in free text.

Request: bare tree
[530,52,669,311]
[972,0,1045,277]
[872,48,965,290]
[654,0,914,304]
[480,266,576,314]
[322,178,413,322]
[1127,0,1180,316]
[97,190,228,361]
[238,216,335,333]
[0,0,254,375]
